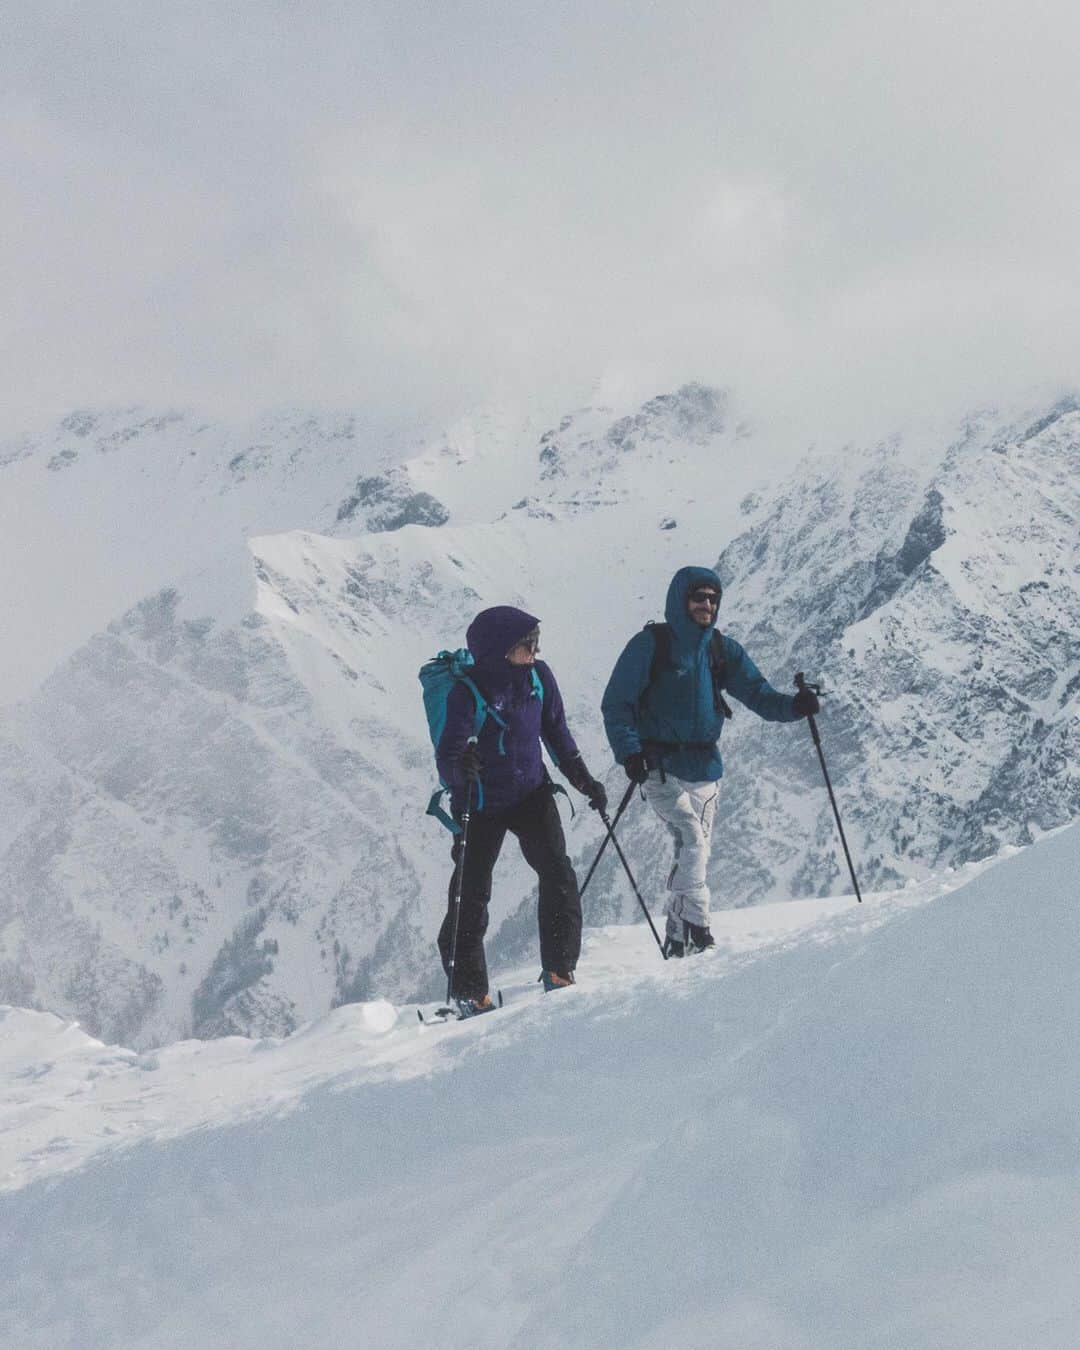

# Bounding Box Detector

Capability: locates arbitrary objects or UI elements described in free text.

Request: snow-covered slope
[1,387,1076,1046]
[1,825,1077,1348]
[0,404,440,704]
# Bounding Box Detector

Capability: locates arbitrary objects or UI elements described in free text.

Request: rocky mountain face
[1,388,1076,1046]
[703,400,1079,905]
[0,589,426,1046]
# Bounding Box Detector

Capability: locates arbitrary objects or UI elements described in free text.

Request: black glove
[458,743,483,783]
[792,686,820,718]
[564,757,607,812]
[624,751,649,784]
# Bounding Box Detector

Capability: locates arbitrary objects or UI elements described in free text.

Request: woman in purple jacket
[435,605,606,1014]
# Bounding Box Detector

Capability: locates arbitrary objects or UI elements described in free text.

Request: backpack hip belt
[641,737,718,784]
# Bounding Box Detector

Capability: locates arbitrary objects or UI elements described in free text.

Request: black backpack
[642,621,733,719]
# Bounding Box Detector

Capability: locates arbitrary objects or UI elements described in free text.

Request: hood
[466,605,540,670]
[664,566,723,643]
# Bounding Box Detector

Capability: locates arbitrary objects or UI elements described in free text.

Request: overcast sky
[4,0,1080,438]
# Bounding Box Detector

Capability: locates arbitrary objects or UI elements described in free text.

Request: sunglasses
[507,630,540,654]
[688,590,720,606]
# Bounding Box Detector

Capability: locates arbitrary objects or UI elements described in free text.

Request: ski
[417,990,504,1023]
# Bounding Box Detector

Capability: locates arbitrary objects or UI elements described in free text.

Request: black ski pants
[438,781,582,999]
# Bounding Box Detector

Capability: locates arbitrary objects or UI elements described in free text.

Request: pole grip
[794,672,822,745]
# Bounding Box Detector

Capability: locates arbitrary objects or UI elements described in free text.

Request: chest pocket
[640,622,733,722]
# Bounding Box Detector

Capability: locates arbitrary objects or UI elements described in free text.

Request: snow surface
[3,823,1077,1348]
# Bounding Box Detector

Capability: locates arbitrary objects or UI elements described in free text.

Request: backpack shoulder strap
[708,631,734,718]
[454,672,500,737]
[708,630,727,686]
[642,621,672,688]
[456,674,510,764]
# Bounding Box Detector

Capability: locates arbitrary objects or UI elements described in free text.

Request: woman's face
[506,628,540,665]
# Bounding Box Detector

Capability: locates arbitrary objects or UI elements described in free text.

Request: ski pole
[597,806,668,959]
[795,673,863,904]
[443,739,478,1007]
[579,778,637,901]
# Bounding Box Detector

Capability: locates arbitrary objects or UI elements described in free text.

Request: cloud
[2,0,1079,436]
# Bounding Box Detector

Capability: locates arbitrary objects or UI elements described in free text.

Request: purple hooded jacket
[436,606,584,816]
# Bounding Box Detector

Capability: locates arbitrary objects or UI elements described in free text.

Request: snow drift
[2,822,1077,1348]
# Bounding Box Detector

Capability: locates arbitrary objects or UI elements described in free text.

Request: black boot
[455,994,497,1018]
[684,921,715,953]
[539,970,575,992]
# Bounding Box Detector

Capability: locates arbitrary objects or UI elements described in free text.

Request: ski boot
[684,921,715,954]
[539,970,575,992]
[455,994,497,1019]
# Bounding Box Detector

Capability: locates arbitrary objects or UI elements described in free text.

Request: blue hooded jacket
[436,605,583,816]
[601,566,800,782]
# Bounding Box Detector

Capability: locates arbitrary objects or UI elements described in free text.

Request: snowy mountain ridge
[0,385,1077,1047]
[0,402,442,704]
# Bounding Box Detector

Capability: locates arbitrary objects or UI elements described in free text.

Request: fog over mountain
[5,4,1080,434]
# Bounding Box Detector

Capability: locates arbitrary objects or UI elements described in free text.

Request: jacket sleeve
[536,662,581,771]
[435,681,479,786]
[601,631,655,763]
[724,637,800,723]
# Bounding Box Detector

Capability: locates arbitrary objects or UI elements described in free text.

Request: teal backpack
[419,648,543,832]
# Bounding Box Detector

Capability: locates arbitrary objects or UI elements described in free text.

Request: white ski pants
[641,770,720,937]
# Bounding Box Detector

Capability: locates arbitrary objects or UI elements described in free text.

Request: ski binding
[418,990,503,1023]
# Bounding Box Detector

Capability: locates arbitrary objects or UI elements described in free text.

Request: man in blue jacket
[437,605,606,1013]
[602,566,819,956]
